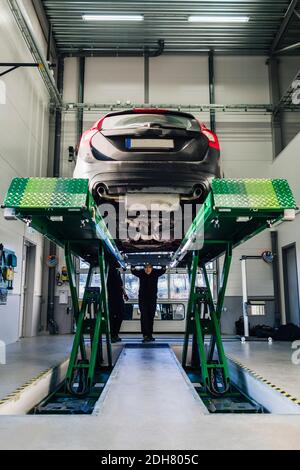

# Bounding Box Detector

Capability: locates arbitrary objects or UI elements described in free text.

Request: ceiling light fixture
[188,16,250,23]
[82,14,144,22]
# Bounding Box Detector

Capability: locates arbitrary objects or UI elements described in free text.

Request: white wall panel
[84,57,144,104]
[270,131,300,323]
[271,132,300,204]
[61,59,80,177]
[149,55,209,105]
[215,56,270,104]
[214,56,272,180]
[63,58,79,102]
[0,1,49,343]
[225,232,274,298]
[61,113,77,177]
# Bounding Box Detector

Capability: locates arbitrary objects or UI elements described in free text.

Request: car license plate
[125,138,174,149]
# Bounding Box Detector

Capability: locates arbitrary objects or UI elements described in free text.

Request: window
[196,271,206,288]
[78,263,217,314]
[78,262,100,299]
[80,259,90,269]
[102,113,199,131]
[92,273,101,289]
[157,274,168,299]
[78,273,101,298]
[79,273,88,299]
[157,303,185,320]
[127,302,186,321]
[196,261,216,296]
[124,273,139,299]
[170,273,189,299]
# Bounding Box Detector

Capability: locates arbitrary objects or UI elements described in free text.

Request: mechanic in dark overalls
[107,265,128,343]
[131,263,166,342]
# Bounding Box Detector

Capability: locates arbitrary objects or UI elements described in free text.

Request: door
[282,243,300,326]
[20,241,36,337]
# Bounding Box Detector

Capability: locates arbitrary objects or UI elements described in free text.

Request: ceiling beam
[31,0,57,62]
[275,41,300,54]
[294,9,300,20]
[270,0,299,55]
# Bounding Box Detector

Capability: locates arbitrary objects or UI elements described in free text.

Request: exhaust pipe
[93,183,123,202]
[181,183,208,202]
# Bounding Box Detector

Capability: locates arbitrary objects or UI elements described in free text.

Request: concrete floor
[0,335,74,400]
[224,340,300,400]
[1,335,300,449]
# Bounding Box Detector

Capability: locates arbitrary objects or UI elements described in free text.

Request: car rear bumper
[87,160,218,195]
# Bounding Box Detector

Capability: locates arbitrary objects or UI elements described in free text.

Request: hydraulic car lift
[2,177,296,402]
[170,178,296,397]
[3,178,126,398]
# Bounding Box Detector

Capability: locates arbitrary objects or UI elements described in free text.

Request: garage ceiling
[41,0,300,55]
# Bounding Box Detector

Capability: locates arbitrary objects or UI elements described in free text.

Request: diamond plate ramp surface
[4,177,89,209]
[212,178,296,209]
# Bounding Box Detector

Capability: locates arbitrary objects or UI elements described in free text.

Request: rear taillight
[198,122,220,150]
[80,128,97,146]
[79,117,105,149]
[78,122,101,162]
[95,117,105,131]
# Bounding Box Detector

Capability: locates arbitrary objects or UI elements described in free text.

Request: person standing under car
[131,263,166,342]
[107,264,128,343]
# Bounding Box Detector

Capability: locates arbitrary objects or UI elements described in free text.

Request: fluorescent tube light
[188,16,250,23]
[82,14,144,22]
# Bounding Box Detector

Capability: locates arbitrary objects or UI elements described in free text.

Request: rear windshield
[102,113,199,131]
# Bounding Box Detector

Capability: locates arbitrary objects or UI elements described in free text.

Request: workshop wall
[0,1,49,344]
[270,131,300,324]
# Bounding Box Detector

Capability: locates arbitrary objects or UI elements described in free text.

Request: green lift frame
[3,176,297,397]
[64,241,112,395]
[182,246,232,395]
[170,178,297,395]
[3,177,126,396]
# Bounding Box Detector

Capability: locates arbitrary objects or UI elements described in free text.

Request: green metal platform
[3,177,125,267]
[171,178,296,266]
[2,176,296,398]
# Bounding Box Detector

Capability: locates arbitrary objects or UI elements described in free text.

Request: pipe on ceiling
[61,39,165,58]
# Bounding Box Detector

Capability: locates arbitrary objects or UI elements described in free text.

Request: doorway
[20,240,36,337]
[282,243,300,326]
